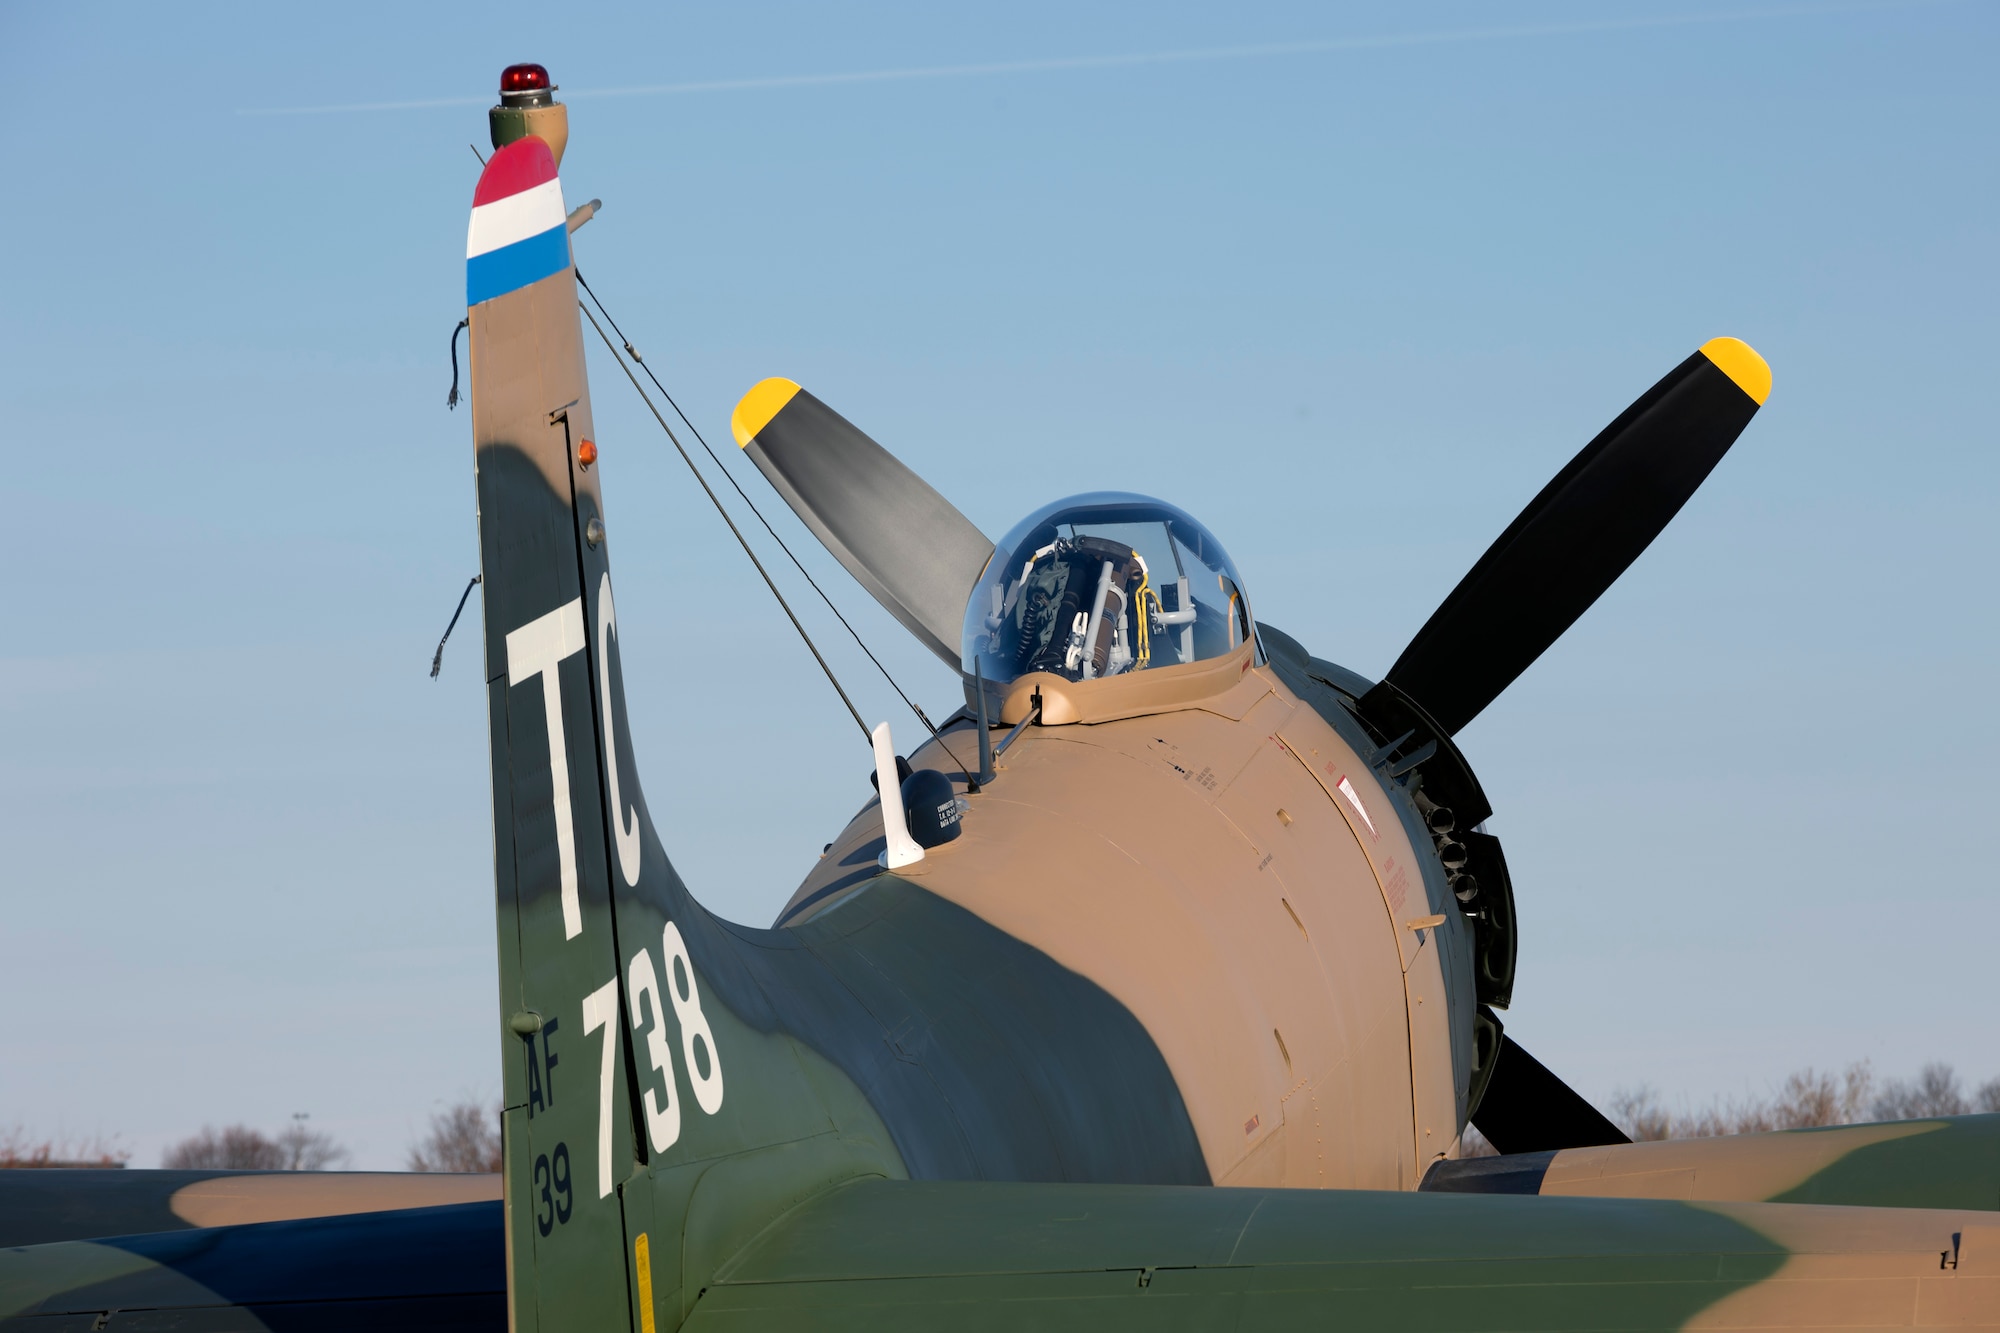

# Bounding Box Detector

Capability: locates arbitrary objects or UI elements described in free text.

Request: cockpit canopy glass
[962,492,1255,688]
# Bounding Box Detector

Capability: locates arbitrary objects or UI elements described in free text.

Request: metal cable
[575,269,971,779]
[579,300,870,741]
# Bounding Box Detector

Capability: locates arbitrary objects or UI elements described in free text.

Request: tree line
[0,1103,500,1172]
[1608,1060,2000,1140]
[156,1104,502,1172]
[1462,1060,2000,1156]
[12,1065,2000,1170]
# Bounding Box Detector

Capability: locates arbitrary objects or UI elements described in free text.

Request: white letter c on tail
[597,573,641,888]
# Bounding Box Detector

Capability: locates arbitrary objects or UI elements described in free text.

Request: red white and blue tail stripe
[466,137,569,306]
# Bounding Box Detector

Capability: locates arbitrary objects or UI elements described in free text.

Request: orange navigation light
[500,64,550,94]
[577,439,597,468]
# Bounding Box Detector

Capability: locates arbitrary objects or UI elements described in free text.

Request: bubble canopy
[962,492,1256,689]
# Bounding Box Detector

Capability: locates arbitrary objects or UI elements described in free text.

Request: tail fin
[466,123,637,1333]
[466,108,901,1333]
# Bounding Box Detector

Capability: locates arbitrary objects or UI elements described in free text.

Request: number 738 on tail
[5,63,1996,1333]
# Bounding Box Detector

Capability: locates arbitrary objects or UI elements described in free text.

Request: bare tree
[164,1125,285,1169]
[1601,1059,2000,1144]
[1610,1083,1762,1139]
[1609,1063,1879,1139]
[1769,1063,1876,1128]
[1872,1062,1968,1120]
[408,1102,502,1173]
[0,1127,129,1168]
[1474,1056,2000,1157]
[274,1116,350,1170]
[163,1119,348,1170]
[1608,1086,1675,1141]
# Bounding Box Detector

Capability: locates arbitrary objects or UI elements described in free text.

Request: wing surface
[0,1169,497,1248]
[688,1179,1996,1328]
[1425,1112,2000,1213]
[0,1202,501,1331]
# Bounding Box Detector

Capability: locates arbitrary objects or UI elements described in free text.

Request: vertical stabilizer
[466,127,638,1333]
[465,89,905,1333]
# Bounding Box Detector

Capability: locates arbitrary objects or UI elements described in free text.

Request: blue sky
[2,1,1994,1168]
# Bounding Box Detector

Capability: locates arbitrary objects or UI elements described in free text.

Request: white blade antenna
[873,722,926,870]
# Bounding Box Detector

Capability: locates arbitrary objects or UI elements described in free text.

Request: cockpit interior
[962,493,1256,691]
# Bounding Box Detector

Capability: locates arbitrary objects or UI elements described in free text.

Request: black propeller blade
[731,379,993,668]
[1470,1035,1630,1154]
[1377,338,1770,736]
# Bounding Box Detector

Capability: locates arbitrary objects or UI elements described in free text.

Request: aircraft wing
[0,1168,497,1248]
[1424,1113,2000,1212]
[7,1180,1995,1331]
[0,1201,502,1333]
[677,1179,2000,1326]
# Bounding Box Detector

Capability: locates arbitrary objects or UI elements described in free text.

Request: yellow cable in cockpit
[1132,554,1152,669]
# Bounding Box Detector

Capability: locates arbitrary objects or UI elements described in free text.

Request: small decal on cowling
[1335,774,1378,839]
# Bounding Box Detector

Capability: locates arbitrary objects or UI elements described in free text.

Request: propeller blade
[731,379,992,668]
[1470,1035,1630,1154]
[1381,338,1771,735]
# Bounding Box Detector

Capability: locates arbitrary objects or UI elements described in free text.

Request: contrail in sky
[237,0,1959,116]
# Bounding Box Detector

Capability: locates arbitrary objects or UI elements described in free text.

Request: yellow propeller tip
[731,377,802,448]
[1699,337,1771,406]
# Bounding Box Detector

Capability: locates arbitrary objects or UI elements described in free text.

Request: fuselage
[777,638,1477,1189]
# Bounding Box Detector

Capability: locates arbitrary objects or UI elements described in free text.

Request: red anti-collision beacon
[500,64,551,95]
